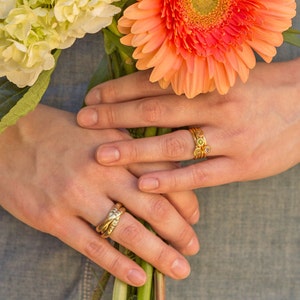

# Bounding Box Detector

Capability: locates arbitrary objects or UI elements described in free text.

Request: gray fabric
[166,166,300,300]
[1,11,300,300]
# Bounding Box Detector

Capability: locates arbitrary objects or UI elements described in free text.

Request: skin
[77,58,300,193]
[0,104,200,286]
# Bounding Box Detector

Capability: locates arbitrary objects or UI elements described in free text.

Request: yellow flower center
[182,0,232,28]
[191,0,219,15]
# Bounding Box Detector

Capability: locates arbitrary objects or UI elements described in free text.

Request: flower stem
[92,271,111,300]
[137,259,154,300]
[157,128,172,136]
[112,245,130,300]
[144,127,158,137]
[154,270,166,300]
[112,277,128,300]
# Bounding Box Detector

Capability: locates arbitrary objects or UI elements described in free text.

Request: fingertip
[138,177,160,192]
[171,257,191,279]
[189,208,200,225]
[187,236,200,256]
[96,146,120,164]
[127,269,147,286]
[77,108,98,127]
[85,88,101,105]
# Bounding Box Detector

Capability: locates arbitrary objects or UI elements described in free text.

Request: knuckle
[148,197,171,222]
[138,99,163,123]
[174,225,194,245]
[117,222,143,245]
[102,105,117,127]
[106,253,123,274]
[154,244,172,266]
[33,205,59,233]
[98,81,118,102]
[162,134,186,159]
[84,239,107,260]
[190,164,209,186]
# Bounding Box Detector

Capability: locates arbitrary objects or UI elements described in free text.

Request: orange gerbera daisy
[118,0,296,98]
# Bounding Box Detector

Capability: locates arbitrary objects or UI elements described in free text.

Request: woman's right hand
[0,104,199,286]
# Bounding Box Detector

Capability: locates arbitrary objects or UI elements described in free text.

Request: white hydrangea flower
[0,4,58,87]
[0,0,121,87]
[54,0,120,48]
[0,0,17,19]
[0,36,56,87]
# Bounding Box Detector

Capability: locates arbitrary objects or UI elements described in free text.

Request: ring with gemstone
[95,203,126,238]
[188,127,211,159]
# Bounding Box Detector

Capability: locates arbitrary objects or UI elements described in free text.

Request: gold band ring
[189,127,211,159]
[96,203,126,238]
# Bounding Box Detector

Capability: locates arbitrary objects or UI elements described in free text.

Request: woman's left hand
[77,59,300,193]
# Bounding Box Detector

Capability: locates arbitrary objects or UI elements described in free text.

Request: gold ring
[189,127,211,159]
[95,203,126,238]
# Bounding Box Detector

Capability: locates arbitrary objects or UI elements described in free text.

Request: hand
[77,58,300,193]
[0,104,199,286]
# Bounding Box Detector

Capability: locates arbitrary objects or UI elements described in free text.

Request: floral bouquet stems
[89,1,169,299]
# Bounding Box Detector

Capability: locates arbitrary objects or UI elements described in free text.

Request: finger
[54,216,148,287]
[83,209,192,281]
[110,213,192,280]
[85,70,173,105]
[166,191,200,224]
[77,95,213,129]
[108,181,200,256]
[138,157,239,192]
[95,129,218,165]
[129,161,200,224]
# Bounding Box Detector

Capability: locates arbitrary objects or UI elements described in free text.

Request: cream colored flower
[0,0,17,19]
[0,0,121,87]
[1,41,55,87]
[54,0,121,48]
[0,4,58,87]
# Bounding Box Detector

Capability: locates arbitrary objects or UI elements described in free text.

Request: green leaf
[102,28,134,58]
[0,50,61,134]
[283,28,300,47]
[0,79,29,119]
[87,53,114,92]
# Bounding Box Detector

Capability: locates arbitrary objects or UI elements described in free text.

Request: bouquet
[0,0,299,299]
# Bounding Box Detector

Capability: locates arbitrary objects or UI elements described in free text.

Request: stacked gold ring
[96,203,126,238]
[189,127,211,159]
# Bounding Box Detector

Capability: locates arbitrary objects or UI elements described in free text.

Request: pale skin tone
[77,58,300,193]
[0,104,200,286]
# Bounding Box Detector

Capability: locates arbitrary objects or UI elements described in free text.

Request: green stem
[137,260,154,300]
[157,128,172,136]
[107,18,122,37]
[92,271,111,300]
[112,245,131,300]
[112,278,128,300]
[144,127,158,137]
[119,50,136,75]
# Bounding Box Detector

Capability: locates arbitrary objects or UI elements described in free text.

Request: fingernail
[78,108,98,126]
[187,237,200,254]
[127,269,146,286]
[97,146,120,163]
[139,177,159,191]
[85,89,101,105]
[171,258,190,278]
[190,209,200,224]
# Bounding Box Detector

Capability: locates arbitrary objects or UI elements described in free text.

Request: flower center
[182,0,232,29]
[191,0,219,15]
